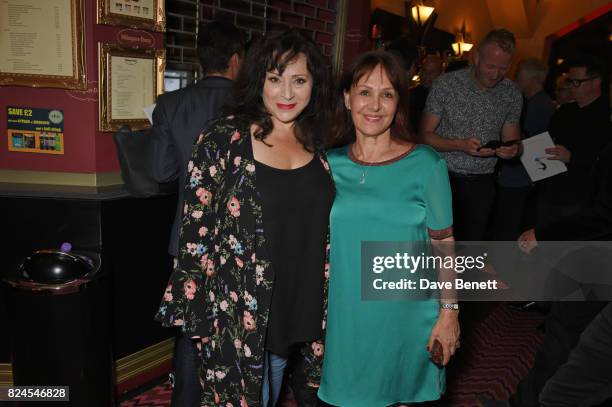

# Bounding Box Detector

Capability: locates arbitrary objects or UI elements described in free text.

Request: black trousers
[510,302,608,407]
[491,185,532,241]
[449,173,496,241]
[171,334,202,407]
[539,303,612,406]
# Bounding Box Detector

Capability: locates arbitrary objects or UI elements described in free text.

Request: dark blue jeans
[171,334,201,407]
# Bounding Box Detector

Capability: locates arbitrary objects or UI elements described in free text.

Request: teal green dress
[318,144,453,407]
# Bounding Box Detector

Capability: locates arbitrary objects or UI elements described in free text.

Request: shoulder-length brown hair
[328,50,413,148]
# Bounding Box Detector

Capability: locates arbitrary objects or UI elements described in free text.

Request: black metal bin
[3,249,113,406]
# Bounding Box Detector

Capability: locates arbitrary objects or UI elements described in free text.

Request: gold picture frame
[0,0,87,89]
[98,43,165,132]
[97,0,165,32]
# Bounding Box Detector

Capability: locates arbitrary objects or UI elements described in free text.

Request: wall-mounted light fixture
[411,2,435,26]
[452,26,473,56]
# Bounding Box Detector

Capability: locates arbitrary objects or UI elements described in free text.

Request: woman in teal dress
[318,51,461,406]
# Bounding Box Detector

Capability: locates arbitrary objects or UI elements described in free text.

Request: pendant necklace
[353,143,380,185]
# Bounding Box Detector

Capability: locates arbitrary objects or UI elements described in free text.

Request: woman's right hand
[427,309,460,366]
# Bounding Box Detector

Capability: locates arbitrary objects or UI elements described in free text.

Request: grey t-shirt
[424,67,522,174]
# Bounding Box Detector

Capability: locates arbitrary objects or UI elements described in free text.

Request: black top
[537,142,612,241]
[255,156,334,357]
[538,96,611,207]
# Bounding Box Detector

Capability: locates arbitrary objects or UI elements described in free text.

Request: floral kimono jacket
[156,115,331,407]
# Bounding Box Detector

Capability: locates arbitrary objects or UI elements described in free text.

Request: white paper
[520,132,567,182]
[144,103,156,124]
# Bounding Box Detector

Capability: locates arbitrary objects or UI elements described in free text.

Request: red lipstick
[276,103,297,110]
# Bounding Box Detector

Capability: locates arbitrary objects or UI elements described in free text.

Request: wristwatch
[440,303,459,311]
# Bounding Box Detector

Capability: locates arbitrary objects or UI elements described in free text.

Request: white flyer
[520,132,567,182]
[144,103,156,125]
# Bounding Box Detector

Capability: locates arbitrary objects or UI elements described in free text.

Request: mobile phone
[477,139,518,151]
[430,338,444,366]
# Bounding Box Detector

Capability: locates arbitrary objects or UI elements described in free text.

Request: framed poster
[98,43,164,132]
[97,0,165,32]
[7,106,65,154]
[0,0,86,89]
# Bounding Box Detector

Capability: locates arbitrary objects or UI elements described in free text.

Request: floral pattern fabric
[155,115,331,407]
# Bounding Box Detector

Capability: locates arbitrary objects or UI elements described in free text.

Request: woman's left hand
[427,309,461,366]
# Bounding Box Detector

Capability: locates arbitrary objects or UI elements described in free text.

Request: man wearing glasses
[536,54,611,229]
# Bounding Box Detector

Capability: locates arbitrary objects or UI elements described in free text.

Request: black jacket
[538,96,611,206]
[147,76,233,256]
[537,142,612,241]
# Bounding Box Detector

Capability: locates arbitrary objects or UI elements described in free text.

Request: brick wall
[165,0,338,72]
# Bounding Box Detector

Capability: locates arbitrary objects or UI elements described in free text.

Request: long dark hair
[328,51,413,148]
[229,29,332,152]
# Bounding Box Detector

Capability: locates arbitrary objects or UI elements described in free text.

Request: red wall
[0,1,163,174]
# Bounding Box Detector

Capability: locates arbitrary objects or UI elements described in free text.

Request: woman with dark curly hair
[156,29,334,407]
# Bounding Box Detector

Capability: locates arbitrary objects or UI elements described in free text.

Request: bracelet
[440,303,459,311]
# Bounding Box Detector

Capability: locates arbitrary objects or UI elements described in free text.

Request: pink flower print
[227,114,235,120]
[215,371,226,380]
[214,319,219,334]
[234,339,242,349]
[240,379,245,390]
[322,319,326,330]
[230,131,241,144]
[209,291,215,302]
[325,263,330,280]
[234,156,242,167]
[244,344,252,357]
[209,165,217,177]
[311,342,324,357]
[196,188,212,206]
[173,319,183,326]
[235,257,244,268]
[187,160,194,172]
[205,259,215,277]
[220,158,226,170]
[220,256,226,265]
[191,166,202,179]
[227,197,241,217]
[184,279,196,300]
[163,284,173,301]
[220,300,229,312]
[199,254,208,271]
[191,210,203,219]
[206,369,214,381]
[214,391,220,404]
[198,226,208,237]
[246,163,255,173]
[227,403,234,407]
[319,157,330,172]
[230,291,238,302]
[251,253,256,263]
[228,234,238,248]
[255,265,264,286]
[240,395,248,407]
[243,311,256,331]
[186,243,198,256]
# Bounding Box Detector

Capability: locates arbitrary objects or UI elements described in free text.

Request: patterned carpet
[121,303,545,407]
